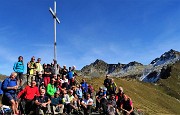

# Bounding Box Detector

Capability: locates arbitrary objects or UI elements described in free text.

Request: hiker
[62,89,71,114]
[36,58,43,85]
[35,88,51,114]
[51,59,60,76]
[13,56,24,86]
[54,76,63,93]
[0,81,3,96]
[81,93,93,115]
[17,80,40,114]
[106,94,117,115]
[67,67,74,87]
[108,78,117,95]
[95,87,107,112]
[71,65,77,86]
[46,78,56,98]
[51,62,56,77]
[68,89,74,103]
[61,75,69,90]
[88,84,94,98]
[42,63,47,71]
[60,65,68,77]
[37,71,44,88]
[1,72,19,114]
[69,94,80,114]
[36,58,43,74]
[80,79,88,98]
[27,56,37,86]
[44,64,52,87]
[116,87,125,110]
[56,64,61,75]
[71,85,77,96]
[50,91,64,114]
[104,75,111,95]
[120,94,135,115]
[76,84,83,103]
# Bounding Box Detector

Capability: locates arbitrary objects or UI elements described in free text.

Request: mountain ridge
[80,49,180,82]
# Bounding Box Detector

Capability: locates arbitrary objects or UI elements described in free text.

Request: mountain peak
[150,49,180,65]
[93,59,107,65]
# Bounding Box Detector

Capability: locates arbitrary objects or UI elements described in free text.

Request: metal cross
[49,1,60,75]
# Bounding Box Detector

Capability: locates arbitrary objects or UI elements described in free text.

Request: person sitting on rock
[120,94,135,115]
[35,88,51,114]
[81,93,93,115]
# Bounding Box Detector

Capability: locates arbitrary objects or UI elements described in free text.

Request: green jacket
[47,83,56,96]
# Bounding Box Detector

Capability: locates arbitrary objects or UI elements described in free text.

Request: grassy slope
[1,68,179,114]
[157,62,180,100]
[76,77,180,115]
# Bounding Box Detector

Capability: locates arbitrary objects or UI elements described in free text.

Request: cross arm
[49,7,60,24]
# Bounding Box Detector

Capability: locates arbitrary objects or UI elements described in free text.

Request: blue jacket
[76,88,83,98]
[2,78,17,94]
[67,71,74,80]
[13,61,24,73]
[81,82,88,93]
[51,97,63,106]
[0,81,3,94]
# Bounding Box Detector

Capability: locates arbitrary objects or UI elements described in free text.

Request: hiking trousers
[27,75,35,86]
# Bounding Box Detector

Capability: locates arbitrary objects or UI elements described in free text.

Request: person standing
[109,79,117,95]
[36,58,43,74]
[13,56,24,86]
[60,65,68,77]
[44,64,52,87]
[27,56,37,86]
[36,58,43,85]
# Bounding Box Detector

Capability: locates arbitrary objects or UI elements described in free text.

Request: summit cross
[49,1,60,75]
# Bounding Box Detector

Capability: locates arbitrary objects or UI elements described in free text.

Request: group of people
[0,56,94,115]
[95,75,135,115]
[0,56,136,115]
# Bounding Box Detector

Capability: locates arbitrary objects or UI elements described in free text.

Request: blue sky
[0,0,180,75]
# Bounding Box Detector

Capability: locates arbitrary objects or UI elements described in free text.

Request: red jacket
[18,85,40,100]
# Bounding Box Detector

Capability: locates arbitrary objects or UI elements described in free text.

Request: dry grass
[76,76,180,115]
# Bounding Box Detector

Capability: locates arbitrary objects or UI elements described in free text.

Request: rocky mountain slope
[140,49,180,82]
[80,49,180,83]
[80,59,144,77]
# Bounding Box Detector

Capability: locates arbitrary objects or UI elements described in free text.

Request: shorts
[16,72,23,80]
[4,93,17,102]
